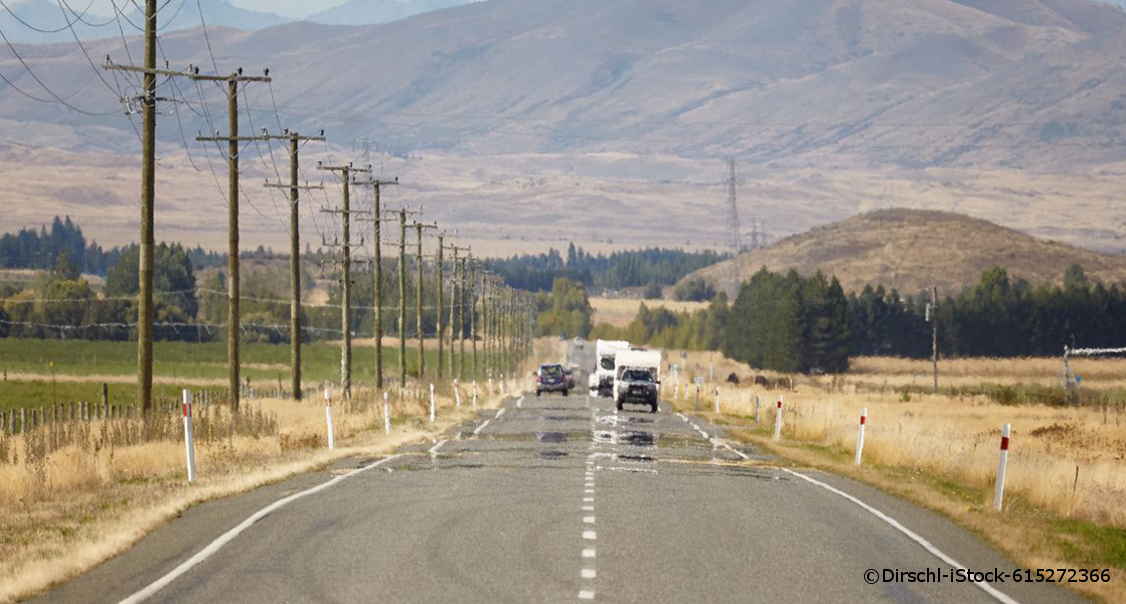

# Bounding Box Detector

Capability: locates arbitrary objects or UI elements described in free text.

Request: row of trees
[852,265,1126,358]
[489,243,726,293]
[1,241,485,344]
[3,244,200,341]
[0,216,307,277]
[598,265,1126,374]
[592,294,729,351]
[595,269,850,373]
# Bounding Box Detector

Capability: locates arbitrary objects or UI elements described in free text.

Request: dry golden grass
[852,356,1126,389]
[666,351,1126,603]
[590,297,709,328]
[703,386,1126,526]
[0,375,521,604]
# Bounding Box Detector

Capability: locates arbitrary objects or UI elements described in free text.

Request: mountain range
[1,0,1125,256]
[0,0,477,43]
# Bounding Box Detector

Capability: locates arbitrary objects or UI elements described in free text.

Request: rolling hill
[685,209,1126,296]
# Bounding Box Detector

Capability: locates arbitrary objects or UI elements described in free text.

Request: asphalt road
[33,342,1089,604]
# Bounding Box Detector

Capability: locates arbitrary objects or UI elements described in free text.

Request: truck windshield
[541,365,563,377]
[600,357,615,370]
[622,369,653,382]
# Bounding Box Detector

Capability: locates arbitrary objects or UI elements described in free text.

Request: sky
[83,0,354,19]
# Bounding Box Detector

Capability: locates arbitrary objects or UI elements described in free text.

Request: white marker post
[429,383,436,423]
[383,391,391,435]
[714,388,720,414]
[500,373,507,394]
[454,380,462,408]
[754,395,761,424]
[773,396,783,441]
[472,381,478,408]
[182,389,196,484]
[488,377,494,395]
[993,423,1011,511]
[674,382,680,400]
[854,407,867,465]
[324,388,335,450]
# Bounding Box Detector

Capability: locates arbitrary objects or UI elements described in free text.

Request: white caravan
[590,339,631,396]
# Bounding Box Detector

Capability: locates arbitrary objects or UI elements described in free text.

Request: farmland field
[0,338,492,410]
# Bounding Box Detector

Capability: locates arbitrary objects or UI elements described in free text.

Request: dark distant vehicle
[564,368,576,389]
[536,363,570,397]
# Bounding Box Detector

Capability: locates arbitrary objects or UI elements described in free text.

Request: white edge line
[780,468,1020,604]
[118,454,403,604]
[428,440,448,455]
[496,408,507,419]
[473,419,492,435]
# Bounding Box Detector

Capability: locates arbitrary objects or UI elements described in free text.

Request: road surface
[34,344,1088,604]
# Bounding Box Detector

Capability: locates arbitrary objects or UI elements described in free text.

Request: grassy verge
[0,378,521,604]
[693,406,1125,604]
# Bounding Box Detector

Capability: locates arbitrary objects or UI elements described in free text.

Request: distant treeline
[0,216,233,276]
[594,269,850,374]
[488,243,727,293]
[0,239,475,345]
[596,264,1126,373]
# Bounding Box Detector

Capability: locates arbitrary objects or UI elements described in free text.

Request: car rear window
[541,365,563,377]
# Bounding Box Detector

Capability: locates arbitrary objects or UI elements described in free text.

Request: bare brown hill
[687,209,1126,296]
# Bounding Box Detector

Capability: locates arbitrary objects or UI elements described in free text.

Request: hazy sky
[84,0,354,19]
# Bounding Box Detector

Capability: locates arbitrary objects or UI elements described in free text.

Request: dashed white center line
[582,505,594,511]
[583,516,596,524]
[583,497,594,503]
[582,548,596,558]
[472,419,492,435]
[428,440,447,455]
[581,569,597,579]
[583,531,597,540]
[579,590,595,600]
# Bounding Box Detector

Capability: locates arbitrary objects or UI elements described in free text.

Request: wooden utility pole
[480,273,490,379]
[398,210,408,387]
[320,163,372,399]
[436,235,445,380]
[469,260,478,380]
[409,221,434,378]
[448,247,459,377]
[137,0,157,414]
[352,178,397,389]
[265,132,325,401]
[196,69,273,411]
[445,244,471,378]
[930,285,939,394]
[459,255,468,380]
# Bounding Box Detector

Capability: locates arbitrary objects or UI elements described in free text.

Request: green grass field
[0,338,502,411]
[0,381,203,412]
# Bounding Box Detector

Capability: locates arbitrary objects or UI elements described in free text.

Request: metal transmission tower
[724,159,744,295]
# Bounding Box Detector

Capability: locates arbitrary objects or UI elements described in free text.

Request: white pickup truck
[613,349,662,413]
[590,339,630,397]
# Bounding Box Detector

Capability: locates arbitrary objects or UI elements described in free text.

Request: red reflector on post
[1000,436,1010,451]
[860,415,866,425]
